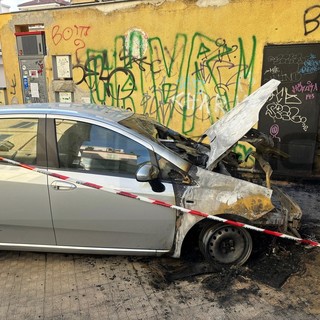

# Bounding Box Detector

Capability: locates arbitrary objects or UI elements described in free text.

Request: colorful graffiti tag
[72,32,257,137]
[52,24,91,61]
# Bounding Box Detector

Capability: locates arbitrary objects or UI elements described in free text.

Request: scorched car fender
[171,166,274,258]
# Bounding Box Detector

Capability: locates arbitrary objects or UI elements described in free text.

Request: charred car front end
[122,79,302,267]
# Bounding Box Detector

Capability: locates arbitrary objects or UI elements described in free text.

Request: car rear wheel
[199,223,252,268]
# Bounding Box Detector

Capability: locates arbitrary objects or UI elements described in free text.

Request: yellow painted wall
[0,0,319,144]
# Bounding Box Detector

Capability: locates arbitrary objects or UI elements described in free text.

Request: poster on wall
[59,92,72,103]
[30,83,40,98]
[56,56,71,79]
[259,43,320,175]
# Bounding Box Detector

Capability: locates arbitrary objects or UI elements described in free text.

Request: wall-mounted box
[15,31,46,56]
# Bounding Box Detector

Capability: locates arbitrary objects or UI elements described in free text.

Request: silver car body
[0,81,302,258]
[0,107,178,256]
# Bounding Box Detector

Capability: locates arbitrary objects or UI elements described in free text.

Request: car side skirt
[0,243,169,256]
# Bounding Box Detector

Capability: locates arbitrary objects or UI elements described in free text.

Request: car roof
[0,103,192,172]
[0,103,134,123]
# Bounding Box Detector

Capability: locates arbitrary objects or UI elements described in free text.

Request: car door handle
[51,180,77,191]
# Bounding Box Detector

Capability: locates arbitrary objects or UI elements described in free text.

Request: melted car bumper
[253,186,302,235]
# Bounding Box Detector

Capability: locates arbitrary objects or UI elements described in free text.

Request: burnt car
[0,79,302,268]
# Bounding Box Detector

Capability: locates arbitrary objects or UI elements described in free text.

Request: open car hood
[203,79,280,170]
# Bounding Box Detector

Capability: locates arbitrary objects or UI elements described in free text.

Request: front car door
[0,115,55,245]
[47,116,177,253]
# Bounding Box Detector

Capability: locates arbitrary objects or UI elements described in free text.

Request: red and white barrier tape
[1,156,319,248]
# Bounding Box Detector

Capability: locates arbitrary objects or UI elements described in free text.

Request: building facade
[0,0,319,177]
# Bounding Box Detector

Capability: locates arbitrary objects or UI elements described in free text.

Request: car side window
[0,118,38,164]
[55,119,151,176]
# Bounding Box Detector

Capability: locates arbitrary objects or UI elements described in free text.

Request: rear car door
[0,115,55,245]
[47,116,177,252]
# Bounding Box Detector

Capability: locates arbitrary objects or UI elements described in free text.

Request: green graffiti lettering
[73,32,256,136]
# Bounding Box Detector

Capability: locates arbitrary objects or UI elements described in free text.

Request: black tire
[199,223,252,268]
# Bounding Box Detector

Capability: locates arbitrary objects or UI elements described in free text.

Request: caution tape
[0,156,319,248]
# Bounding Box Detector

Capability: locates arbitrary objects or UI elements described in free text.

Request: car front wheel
[199,223,253,268]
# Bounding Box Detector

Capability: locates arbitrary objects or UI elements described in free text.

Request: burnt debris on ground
[146,181,320,291]
[148,236,311,290]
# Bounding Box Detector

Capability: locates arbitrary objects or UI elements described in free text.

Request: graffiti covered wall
[0,0,319,145]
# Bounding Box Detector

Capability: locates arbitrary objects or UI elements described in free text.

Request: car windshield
[120,115,210,167]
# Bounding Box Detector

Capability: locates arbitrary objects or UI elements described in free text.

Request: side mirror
[136,163,160,182]
[136,163,165,193]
